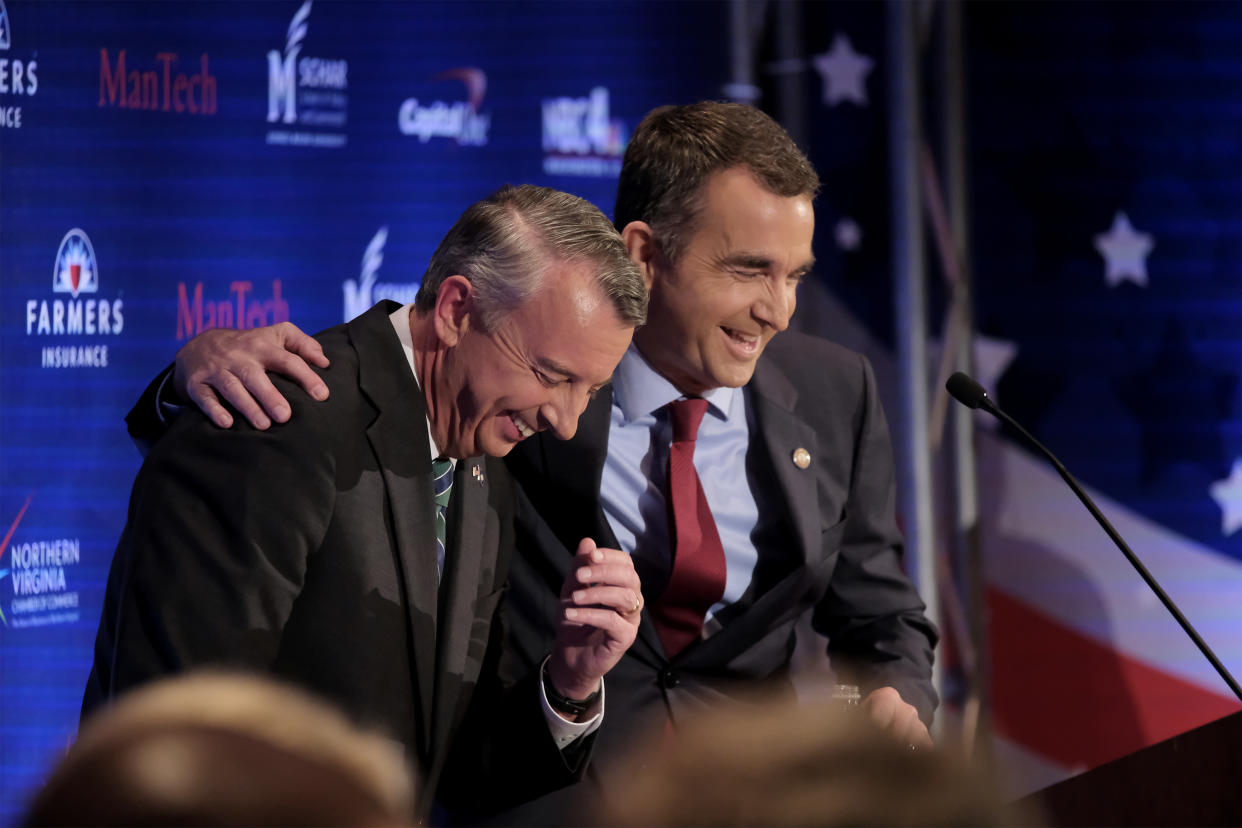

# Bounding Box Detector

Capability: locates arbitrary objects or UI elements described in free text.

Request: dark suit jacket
[84,301,583,820]
[497,331,938,824]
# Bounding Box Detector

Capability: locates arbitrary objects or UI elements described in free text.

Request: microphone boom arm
[948,372,1242,703]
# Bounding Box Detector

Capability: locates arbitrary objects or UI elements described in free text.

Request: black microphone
[945,371,996,413]
[946,371,1242,702]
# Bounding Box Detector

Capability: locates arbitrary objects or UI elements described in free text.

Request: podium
[1018,711,1242,826]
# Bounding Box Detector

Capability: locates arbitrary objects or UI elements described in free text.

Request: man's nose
[541,388,588,441]
[755,283,793,332]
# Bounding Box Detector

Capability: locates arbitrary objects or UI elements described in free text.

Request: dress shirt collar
[390,302,451,464]
[612,343,739,425]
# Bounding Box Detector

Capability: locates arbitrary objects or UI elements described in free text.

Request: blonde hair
[605,698,1028,827]
[27,672,415,826]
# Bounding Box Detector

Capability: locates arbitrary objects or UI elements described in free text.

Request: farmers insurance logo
[398,68,490,146]
[0,0,41,130]
[342,227,420,321]
[542,87,626,177]
[24,229,124,369]
[266,0,348,148]
[1,495,82,630]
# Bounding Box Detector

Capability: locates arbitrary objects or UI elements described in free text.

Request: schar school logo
[342,227,421,321]
[397,68,491,146]
[0,0,40,130]
[1,495,82,630]
[266,0,348,148]
[542,87,627,177]
[24,229,124,368]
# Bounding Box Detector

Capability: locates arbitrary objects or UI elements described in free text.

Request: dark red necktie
[650,398,727,658]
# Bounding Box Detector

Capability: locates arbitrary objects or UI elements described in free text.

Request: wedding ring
[627,595,643,615]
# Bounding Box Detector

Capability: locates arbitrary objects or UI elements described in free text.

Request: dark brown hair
[613,101,820,261]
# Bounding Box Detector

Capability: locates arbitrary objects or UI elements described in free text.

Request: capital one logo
[267,0,310,123]
[397,68,491,146]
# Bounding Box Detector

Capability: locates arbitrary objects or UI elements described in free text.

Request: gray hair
[415,184,646,331]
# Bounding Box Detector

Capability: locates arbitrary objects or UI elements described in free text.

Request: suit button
[661,670,679,689]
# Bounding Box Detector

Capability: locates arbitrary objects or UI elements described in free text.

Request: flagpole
[887,0,943,705]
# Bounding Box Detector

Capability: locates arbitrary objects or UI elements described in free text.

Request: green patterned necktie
[431,458,453,578]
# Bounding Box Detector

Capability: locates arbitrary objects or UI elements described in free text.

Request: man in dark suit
[134,103,938,825]
[83,185,650,822]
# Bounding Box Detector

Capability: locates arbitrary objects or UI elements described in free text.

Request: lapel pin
[792,448,811,469]
[472,464,485,484]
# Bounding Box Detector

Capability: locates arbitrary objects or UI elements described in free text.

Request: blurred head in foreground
[604,697,1030,828]
[26,672,414,827]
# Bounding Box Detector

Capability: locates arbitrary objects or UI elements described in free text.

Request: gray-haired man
[84,185,649,821]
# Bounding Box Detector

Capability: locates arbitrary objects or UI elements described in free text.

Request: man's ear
[432,275,474,347]
[620,221,659,292]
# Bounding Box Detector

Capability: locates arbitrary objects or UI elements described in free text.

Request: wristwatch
[542,667,601,717]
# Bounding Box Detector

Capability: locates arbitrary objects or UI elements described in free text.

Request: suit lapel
[674,357,820,671]
[578,390,665,663]
[534,390,664,664]
[431,456,489,755]
[537,388,619,550]
[746,357,821,574]
[352,303,439,760]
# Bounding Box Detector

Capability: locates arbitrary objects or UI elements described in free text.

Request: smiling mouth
[721,326,760,352]
[510,413,535,439]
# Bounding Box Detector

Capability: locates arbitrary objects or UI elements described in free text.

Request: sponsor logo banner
[1,496,81,630]
[542,87,626,177]
[176,279,290,340]
[343,227,420,321]
[0,0,39,130]
[24,229,123,369]
[397,68,490,146]
[98,49,218,115]
[266,0,348,148]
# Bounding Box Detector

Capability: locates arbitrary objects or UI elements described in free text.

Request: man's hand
[546,538,643,714]
[173,322,328,430]
[860,686,933,749]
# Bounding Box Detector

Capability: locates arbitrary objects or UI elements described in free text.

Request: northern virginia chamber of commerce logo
[542,86,626,177]
[266,0,348,148]
[1,495,82,630]
[342,227,421,321]
[0,0,40,130]
[24,229,124,368]
[397,67,491,146]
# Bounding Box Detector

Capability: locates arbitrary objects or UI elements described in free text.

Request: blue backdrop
[0,1,726,818]
[2,0,1240,818]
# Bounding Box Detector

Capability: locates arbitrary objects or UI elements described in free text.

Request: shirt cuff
[539,657,604,750]
[154,371,184,425]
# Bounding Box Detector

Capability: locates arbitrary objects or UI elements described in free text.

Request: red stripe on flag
[988,586,1241,770]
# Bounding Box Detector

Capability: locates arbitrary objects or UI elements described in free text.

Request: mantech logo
[99,49,217,115]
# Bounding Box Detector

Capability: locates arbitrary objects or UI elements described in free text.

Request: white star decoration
[812,34,874,107]
[972,337,1018,407]
[834,218,862,251]
[1094,211,1154,288]
[1210,459,1242,536]
[929,336,1018,430]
